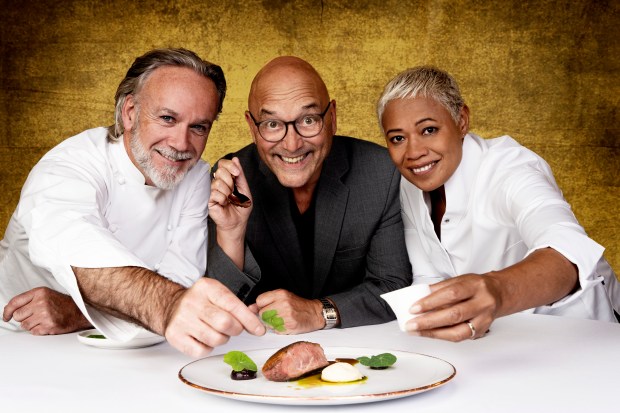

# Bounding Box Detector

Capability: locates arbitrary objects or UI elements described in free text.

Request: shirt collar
[443,133,484,217]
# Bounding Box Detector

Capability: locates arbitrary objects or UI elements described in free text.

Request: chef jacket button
[109,224,118,232]
[154,263,161,271]
[117,176,126,185]
[167,224,173,231]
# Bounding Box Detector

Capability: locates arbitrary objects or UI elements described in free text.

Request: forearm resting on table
[489,247,578,317]
[72,266,185,335]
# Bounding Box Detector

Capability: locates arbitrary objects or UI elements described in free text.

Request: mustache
[155,146,195,161]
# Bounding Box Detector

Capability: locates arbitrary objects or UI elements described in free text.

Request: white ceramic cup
[381,284,432,332]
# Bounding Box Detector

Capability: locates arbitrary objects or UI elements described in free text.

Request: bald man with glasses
[208,56,412,334]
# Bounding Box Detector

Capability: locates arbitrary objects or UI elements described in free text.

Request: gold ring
[466,321,476,339]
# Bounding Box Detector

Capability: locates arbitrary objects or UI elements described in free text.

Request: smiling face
[381,96,469,192]
[122,66,219,189]
[245,57,336,191]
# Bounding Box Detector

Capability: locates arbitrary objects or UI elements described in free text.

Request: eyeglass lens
[255,101,331,142]
[259,115,323,141]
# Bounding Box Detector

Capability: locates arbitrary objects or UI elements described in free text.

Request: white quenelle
[381,284,432,332]
[321,362,364,383]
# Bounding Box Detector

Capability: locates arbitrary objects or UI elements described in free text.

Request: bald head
[244,56,337,193]
[248,56,330,113]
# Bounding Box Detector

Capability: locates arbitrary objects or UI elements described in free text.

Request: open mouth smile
[279,153,308,164]
[155,148,193,164]
[410,161,437,175]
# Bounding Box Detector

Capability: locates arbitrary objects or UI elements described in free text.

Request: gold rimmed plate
[178,347,456,405]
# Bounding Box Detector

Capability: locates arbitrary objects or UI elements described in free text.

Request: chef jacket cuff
[525,224,605,308]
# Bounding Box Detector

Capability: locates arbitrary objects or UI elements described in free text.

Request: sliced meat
[262,341,329,382]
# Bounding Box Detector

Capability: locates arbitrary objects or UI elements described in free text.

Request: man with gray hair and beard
[0,48,265,357]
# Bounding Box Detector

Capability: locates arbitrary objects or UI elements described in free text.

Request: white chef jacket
[0,127,210,339]
[401,133,619,321]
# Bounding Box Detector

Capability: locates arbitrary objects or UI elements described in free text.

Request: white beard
[129,116,197,190]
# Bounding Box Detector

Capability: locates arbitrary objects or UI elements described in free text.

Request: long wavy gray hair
[107,48,227,141]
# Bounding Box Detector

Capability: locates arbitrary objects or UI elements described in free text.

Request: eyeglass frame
[247,101,332,142]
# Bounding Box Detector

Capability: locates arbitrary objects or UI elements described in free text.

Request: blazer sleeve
[206,217,261,302]
[327,166,413,327]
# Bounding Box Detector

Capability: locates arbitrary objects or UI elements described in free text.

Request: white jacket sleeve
[18,156,149,340]
[494,149,606,309]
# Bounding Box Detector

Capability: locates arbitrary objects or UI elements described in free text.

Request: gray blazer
[207,136,412,327]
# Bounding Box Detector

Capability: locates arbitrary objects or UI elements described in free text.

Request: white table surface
[1,313,618,412]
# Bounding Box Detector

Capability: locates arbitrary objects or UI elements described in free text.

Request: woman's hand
[405,274,502,340]
[405,248,578,341]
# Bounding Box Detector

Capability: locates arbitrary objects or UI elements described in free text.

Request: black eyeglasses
[248,101,332,142]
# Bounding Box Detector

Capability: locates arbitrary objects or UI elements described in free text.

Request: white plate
[178,346,456,405]
[77,329,165,349]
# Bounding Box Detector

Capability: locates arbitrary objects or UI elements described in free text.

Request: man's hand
[73,267,265,357]
[208,157,253,233]
[255,289,325,334]
[164,278,266,358]
[2,287,92,335]
[208,157,252,270]
[74,267,265,358]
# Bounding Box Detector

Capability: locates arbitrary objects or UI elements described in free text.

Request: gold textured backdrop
[1,0,618,271]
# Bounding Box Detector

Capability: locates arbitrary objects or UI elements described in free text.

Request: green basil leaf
[356,353,397,368]
[356,356,372,366]
[261,309,286,332]
[261,309,277,321]
[223,351,258,372]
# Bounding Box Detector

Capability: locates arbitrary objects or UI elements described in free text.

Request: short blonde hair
[377,66,464,133]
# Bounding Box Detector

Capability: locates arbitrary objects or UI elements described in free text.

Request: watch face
[324,309,338,320]
[320,298,338,329]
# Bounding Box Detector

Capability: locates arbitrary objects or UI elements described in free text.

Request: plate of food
[77,329,165,349]
[178,341,456,405]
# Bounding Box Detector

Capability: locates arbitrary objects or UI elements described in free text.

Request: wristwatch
[319,298,338,329]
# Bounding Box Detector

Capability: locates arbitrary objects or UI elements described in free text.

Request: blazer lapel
[312,139,349,296]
